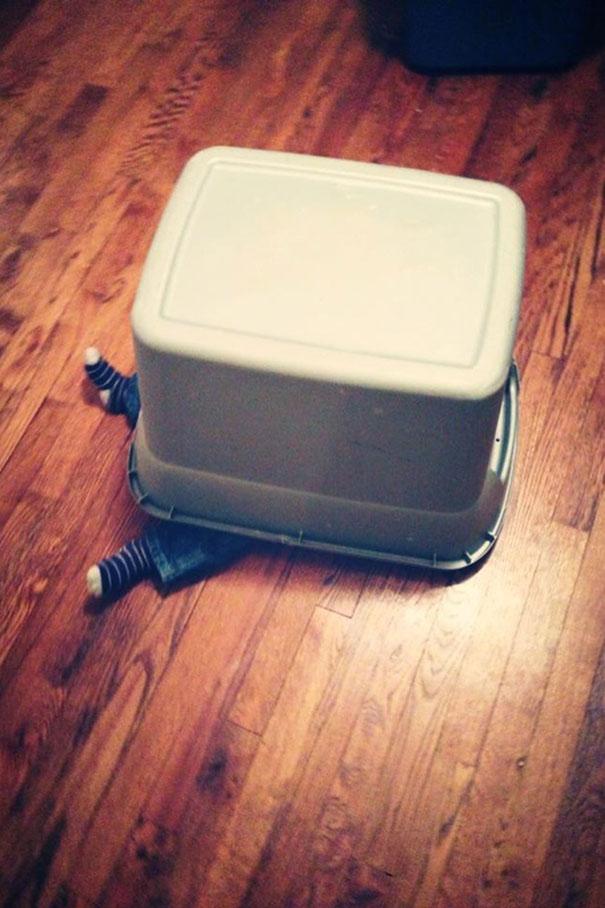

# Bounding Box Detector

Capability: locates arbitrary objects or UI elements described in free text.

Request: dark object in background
[360,0,596,74]
[0,0,39,51]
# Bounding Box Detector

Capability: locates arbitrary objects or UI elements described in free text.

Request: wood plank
[0,0,101,144]
[229,551,330,735]
[55,550,288,905]
[0,546,212,906]
[200,605,357,908]
[280,20,387,159]
[102,720,260,908]
[0,490,55,668]
[462,62,605,369]
[469,493,605,905]
[27,396,109,502]
[171,0,355,161]
[0,396,65,526]
[430,521,587,906]
[587,851,605,908]
[361,510,573,896]
[387,330,601,904]
[553,327,605,532]
[196,568,439,908]
[251,570,464,907]
[0,413,141,686]
[531,635,605,908]
[0,426,139,819]
[342,61,425,166]
[394,75,500,175]
[512,290,604,541]
[532,154,605,360]
[228,550,373,736]
[0,188,158,473]
[0,0,179,169]
[315,555,372,618]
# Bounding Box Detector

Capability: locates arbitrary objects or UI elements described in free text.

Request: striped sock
[86,537,155,598]
[84,347,132,417]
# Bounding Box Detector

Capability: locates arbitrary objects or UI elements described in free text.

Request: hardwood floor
[0,2,604,905]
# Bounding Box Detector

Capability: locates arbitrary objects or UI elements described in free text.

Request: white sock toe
[84,347,101,366]
[99,389,111,408]
[86,565,103,597]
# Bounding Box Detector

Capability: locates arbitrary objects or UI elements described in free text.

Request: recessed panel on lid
[162,160,498,369]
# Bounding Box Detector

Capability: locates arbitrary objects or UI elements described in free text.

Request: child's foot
[83,347,140,427]
[86,537,155,599]
[84,347,130,411]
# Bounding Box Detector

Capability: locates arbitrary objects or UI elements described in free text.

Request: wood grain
[531,635,605,908]
[0,1,604,906]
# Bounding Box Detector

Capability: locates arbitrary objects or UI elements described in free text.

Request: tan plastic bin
[129,147,525,569]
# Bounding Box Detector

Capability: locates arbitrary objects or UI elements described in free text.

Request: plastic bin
[129,147,525,569]
[362,0,593,73]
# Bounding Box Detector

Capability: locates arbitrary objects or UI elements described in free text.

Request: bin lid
[132,147,525,399]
